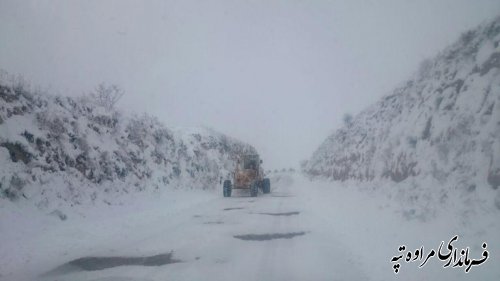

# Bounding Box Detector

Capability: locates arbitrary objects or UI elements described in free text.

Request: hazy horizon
[1,0,499,169]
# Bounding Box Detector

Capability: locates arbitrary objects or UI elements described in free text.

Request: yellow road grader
[223,154,270,197]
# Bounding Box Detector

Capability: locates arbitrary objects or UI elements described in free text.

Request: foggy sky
[1,0,499,169]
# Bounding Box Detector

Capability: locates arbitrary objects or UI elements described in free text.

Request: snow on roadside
[0,188,218,281]
[304,15,500,222]
[299,175,500,281]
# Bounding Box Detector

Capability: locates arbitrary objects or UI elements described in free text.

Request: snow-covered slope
[0,83,255,211]
[304,17,500,217]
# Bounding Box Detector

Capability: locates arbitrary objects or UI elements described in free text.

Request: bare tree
[91,83,124,110]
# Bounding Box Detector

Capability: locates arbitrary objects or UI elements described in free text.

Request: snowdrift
[304,16,500,219]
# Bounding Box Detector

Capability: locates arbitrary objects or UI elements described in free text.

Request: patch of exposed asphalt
[223,207,244,211]
[233,231,307,241]
[42,252,180,276]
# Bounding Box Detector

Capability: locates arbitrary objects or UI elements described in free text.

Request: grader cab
[223,154,271,197]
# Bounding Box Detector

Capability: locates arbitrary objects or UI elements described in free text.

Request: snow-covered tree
[90,83,124,110]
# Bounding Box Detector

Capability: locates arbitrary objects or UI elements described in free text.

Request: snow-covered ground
[1,173,498,281]
[0,81,257,211]
[304,16,500,219]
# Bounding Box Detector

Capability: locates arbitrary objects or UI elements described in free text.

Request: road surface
[34,174,368,281]
[5,174,498,281]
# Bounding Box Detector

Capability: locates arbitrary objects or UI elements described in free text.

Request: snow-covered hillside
[0,82,255,211]
[304,17,500,218]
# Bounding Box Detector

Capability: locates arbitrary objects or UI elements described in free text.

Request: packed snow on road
[1,172,498,281]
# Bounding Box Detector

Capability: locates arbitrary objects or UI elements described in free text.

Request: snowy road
[3,173,499,281]
[36,174,367,281]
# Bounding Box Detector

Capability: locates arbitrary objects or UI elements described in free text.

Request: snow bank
[304,16,500,220]
[0,82,255,212]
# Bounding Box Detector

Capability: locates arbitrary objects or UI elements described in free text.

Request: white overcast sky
[1,0,499,169]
